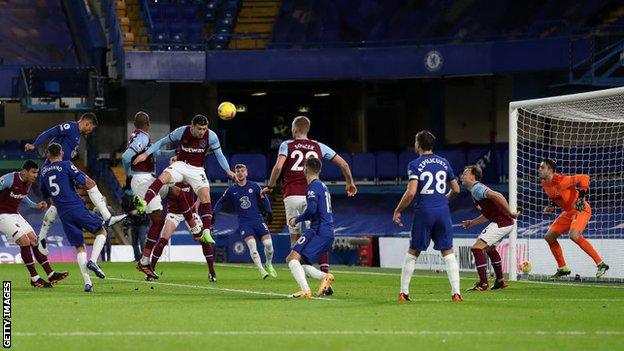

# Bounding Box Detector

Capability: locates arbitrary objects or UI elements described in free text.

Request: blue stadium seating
[230,153,267,182]
[436,149,465,177]
[397,150,418,177]
[352,152,375,180]
[205,153,231,182]
[375,152,398,181]
[321,152,352,181]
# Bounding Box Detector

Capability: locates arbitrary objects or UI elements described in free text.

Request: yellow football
[218,101,236,120]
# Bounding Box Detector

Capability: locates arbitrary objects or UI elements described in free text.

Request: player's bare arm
[262,155,286,195]
[393,179,418,226]
[331,154,357,196]
[462,214,487,229]
[485,189,517,218]
[446,179,461,201]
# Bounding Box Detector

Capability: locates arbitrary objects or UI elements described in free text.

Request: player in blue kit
[392,130,462,302]
[286,157,335,298]
[213,164,276,279]
[24,113,125,254]
[39,144,110,292]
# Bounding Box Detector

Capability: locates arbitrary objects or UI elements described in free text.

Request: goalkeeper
[538,159,609,279]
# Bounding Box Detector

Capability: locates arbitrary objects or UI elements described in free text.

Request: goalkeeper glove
[575,189,588,211]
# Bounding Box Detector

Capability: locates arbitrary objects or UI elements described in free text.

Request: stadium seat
[230,153,267,182]
[398,150,418,176]
[163,4,179,19]
[181,5,198,20]
[375,151,398,181]
[436,149,465,176]
[205,153,230,183]
[321,152,351,181]
[352,152,375,180]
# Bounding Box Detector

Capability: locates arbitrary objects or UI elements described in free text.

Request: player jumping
[0,160,69,288]
[263,116,356,275]
[286,157,335,298]
[393,130,462,302]
[24,112,126,254]
[150,182,217,281]
[214,164,276,279]
[121,111,202,279]
[40,144,111,292]
[538,159,609,278]
[460,165,517,291]
[132,114,235,246]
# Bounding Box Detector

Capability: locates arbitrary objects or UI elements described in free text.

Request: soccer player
[213,164,276,279]
[538,159,609,278]
[460,165,517,291]
[0,160,69,288]
[286,157,335,298]
[392,130,462,302]
[24,112,125,254]
[149,182,217,281]
[121,111,202,279]
[263,116,356,274]
[40,143,111,292]
[132,114,235,246]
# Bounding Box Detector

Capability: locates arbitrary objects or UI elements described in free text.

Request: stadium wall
[0,102,75,140]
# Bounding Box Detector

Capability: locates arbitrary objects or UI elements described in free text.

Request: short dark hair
[305,156,322,174]
[415,130,435,151]
[192,114,208,126]
[80,112,98,126]
[464,165,483,181]
[134,111,150,129]
[542,158,557,172]
[234,164,246,170]
[47,143,62,157]
[22,160,39,170]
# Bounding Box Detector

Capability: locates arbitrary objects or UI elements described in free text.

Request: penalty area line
[106,277,335,301]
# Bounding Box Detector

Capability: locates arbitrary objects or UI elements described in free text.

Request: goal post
[509,87,624,281]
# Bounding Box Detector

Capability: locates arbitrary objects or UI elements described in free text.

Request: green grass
[5,262,624,351]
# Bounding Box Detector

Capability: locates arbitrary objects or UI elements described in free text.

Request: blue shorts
[239,221,270,240]
[293,229,334,264]
[60,207,104,246]
[410,206,453,251]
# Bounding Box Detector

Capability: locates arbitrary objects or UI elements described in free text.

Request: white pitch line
[12,330,624,337]
[223,264,624,289]
[107,277,335,301]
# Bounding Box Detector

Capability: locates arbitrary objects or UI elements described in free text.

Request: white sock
[400,253,417,295]
[87,185,111,220]
[302,264,326,281]
[40,205,58,239]
[90,234,107,262]
[288,260,309,292]
[77,251,92,285]
[30,275,41,282]
[140,255,150,266]
[262,238,274,265]
[443,253,461,295]
[246,239,265,272]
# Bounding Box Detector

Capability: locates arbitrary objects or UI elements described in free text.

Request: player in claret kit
[263,116,356,275]
[286,157,335,298]
[148,181,216,281]
[460,165,518,291]
[393,130,462,302]
[132,114,235,247]
[0,160,69,288]
[40,144,113,292]
[538,159,609,278]
[214,164,276,279]
[24,112,126,254]
[121,111,202,280]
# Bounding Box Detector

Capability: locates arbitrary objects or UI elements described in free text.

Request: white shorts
[284,195,307,235]
[164,161,209,193]
[164,212,198,231]
[0,213,34,243]
[131,173,169,213]
[478,222,514,246]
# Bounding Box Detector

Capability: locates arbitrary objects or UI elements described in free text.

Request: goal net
[509,87,624,281]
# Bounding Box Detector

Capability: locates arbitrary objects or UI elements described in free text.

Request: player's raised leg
[37,205,57,255]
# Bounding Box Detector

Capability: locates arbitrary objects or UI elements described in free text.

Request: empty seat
[321,152,351,181]
[352,152,375,180]
[398,150,418,176]
[163,4,179,18]
[181,5,198,20]
[436,149,465,176]
[375,151,398,180]
[230,153,267,182]
[205,153,230,182]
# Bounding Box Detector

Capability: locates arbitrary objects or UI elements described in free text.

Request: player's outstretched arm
[263,155,286,194]
[446,179,461,201]
[208,130,235,179]
[28,125,61,151]
[463,214,487,229]
[331,154,357,196]
[393,180,418,226]
[485,189,517,218]
[134,127,184,165]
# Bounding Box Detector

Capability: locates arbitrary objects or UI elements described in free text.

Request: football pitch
[5,263,624,351]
